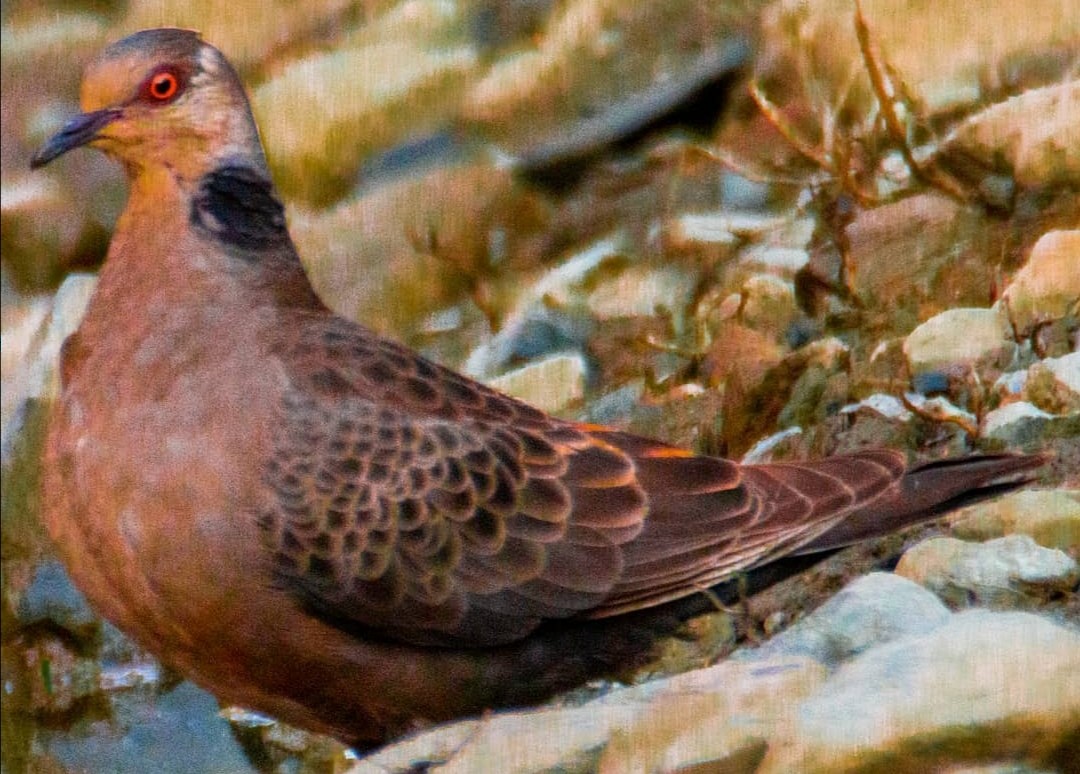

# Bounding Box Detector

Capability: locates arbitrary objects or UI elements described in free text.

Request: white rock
[1,274,97,460]
[760,611,1080,773]
[596,657,825,774]
[1041,352,1080,393]
[485,353,586,414]
[739,244,810,271]
[950,489,1080,552]
[586,264,697,327]
[999,230,1080,335]
[741,427,803,463]
[904,391,977,426]
[1023,352,1080,413]
[903,307,1015,375]
[840,393,913,422]
[895,534,1079,608]
[350,720,481,774]
[981,401,1056,443]
[737,573,952,668]
[945,81,1080,188]
[992,369,1028,400]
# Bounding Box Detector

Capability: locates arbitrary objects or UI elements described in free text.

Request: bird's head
[32,28,267,180]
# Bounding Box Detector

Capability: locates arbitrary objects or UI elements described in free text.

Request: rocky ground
[2,1,1078,773]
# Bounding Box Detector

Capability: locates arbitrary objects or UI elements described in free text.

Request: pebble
[949,489,1080,552]
[999,230,1080,335]
[735,572,951,669]
[903,307,1016,376]
[895,534,1079,609]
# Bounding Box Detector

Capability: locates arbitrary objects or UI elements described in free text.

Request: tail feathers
[794,453,1047,554]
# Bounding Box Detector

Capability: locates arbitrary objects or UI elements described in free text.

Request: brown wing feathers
[260,319,1041,647]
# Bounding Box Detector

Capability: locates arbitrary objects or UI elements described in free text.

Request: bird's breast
[41,300,285,665]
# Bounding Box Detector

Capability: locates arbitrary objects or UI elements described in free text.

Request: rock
[253,8,477,203]
[763,0,1079,117]
[741,427,804,464]
[461,0,746,149]
[903,307,1016,377]
[459,236,630,379]
[776,359,849,430]
[739,244,811,272]
[418,702,635,774]
[121,0,353,67]
[2,274,96,459]
[0,171,116,291]
[738,274,799,340]
[595,658,825,774]
[903,391,977,428]
[839,393,913,422]
[949,489,1080,552]
[941,765,1061,774]
[464,305,593,380]
[837,192,1000,332]
[943,81,1080,188]
[736,572,952,669]
[38,681,255,774]
[349,719,482,773]
[993,369,1029,403]
[999,230,1080,336]
[981,401,1070,446]
[38,274,97,392]
[895,535,1079,609]
[19,629,101,715]
[701,321,785,389]
[1,13,114,289]
[665,212,787,258]
[293,161,544,339]
[759,610,1080,773]
[484,353,587,414]
[0,292,50,457]
[664,212,741,265]
[222,707,352,772]
[581,381,646,426]
[510,39,748,186]
[721,170,773,210]
[349,655,826,774]
[1024,353,1080,414]
[17,559,99,637]
[586,264,698,329]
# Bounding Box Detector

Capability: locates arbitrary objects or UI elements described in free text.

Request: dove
[32,28,1044,746]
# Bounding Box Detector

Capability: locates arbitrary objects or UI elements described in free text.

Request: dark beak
[31,108,121,169]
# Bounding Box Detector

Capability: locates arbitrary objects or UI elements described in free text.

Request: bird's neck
[130,161,322,302]
[82,163,324,354]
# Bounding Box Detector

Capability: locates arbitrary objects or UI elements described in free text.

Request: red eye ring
[146,70,180,102]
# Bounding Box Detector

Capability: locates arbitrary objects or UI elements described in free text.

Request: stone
[1024,353,1080,415]
[949,489,1080,552]
[736,572,952,669]
[759,610,1080,773]
[1,273,96,459]
[999,230,1080,336]
[484,352,587,414]
[981,401,1060,445]
[895,535,1079,608]
[596,658,824,774]
[943,81,1080,188]
[903,307,1016,377]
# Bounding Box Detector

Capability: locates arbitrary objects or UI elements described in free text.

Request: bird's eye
[142,68,182,103]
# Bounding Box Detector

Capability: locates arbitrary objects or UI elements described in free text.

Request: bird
[31,28,1045,748]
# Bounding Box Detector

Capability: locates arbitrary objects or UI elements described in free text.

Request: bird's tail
[794,452,1048,554]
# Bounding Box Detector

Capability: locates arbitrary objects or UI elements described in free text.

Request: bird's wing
[255,316,906,646]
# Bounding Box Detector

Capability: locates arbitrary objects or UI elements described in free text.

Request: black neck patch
[191,165,289,251]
